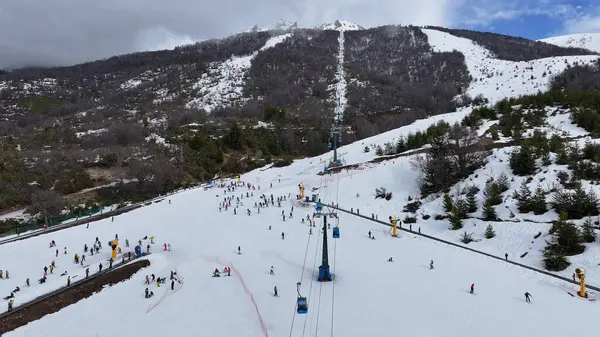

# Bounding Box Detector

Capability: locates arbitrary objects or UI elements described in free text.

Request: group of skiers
[144,270,181,298]
[3,232,158,313]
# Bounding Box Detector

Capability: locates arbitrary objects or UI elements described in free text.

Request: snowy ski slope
[1,159,598,336]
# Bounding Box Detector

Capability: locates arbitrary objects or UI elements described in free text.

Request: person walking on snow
[505,253,508,261]
[238,246,241,255]
[525,292,532,303]
[470,283,475,294]
[273,286,278,297]
[281,232,285,240]
[270,266,274,275]
[67,276,71,286]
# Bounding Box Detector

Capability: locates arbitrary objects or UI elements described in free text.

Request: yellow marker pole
[390,216,398,237]
[576,268,586,297]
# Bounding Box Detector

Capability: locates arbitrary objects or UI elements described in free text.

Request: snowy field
[1,169,597,336]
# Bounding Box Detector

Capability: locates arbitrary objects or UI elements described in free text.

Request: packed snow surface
[2,157,598,336]
[186,34,291,112]
[539,33,600,53]
[422,29,599,103]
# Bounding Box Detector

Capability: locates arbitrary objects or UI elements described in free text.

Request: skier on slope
[430,260,434,270]
[274,286,278,297]
[270,266,274,275]
[470,283,475,294]
[524,292,532,303]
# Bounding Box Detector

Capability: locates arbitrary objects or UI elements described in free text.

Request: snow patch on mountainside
[186,34,291,113]
[422,29,599,104]
[539,33,600,53]
[333,31,348,122]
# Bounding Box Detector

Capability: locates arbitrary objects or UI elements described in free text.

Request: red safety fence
[201,254,268,337]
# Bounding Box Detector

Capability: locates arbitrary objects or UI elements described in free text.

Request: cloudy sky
[1,0,599,69]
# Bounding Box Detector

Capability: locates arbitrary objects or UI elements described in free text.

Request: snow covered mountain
[1,24,599,227]
[2,106,600,335]
[539,33,600,53]
[319,20,364,31]
[248,19,298,32]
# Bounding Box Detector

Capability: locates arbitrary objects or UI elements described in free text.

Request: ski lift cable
[330,234,338,337]
[301,230,321,337]
[290,172,328,337]
[314,282,324,337]
[289,221,315,337]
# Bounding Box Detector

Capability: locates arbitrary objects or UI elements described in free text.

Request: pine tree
[530,187,548,215]
[484,224,496,238]
[455,199,469,219]
[375,146,383,156]
[543,245,570,271]
[443,193,454,213]
[483,181,502,206]
[449,206,463,230]
[555,220,585,255]
[509,144,536,176]
[483,203,498,221]
[466,192,478,213]
[496,173,510,192]
[363,146,370,153]
[582,218,597,243]
[513,181,532,213]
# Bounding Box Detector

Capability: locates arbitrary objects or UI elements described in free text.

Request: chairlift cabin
[297,297,308,314]
[328,142,332,149]
[332,227,340,238]
[315,202,323,212]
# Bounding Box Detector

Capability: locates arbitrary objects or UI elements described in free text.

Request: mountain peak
[249,19,298,33]
[319,20,364,31]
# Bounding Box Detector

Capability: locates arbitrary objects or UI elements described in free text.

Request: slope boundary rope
[146,268,185,313]
[201,254,269,337]
[324,202,600,292]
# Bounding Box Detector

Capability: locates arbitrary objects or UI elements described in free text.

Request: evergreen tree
[554,219,585,255]
[509,144,536,176]
[449,206,463,230]
[483,203,498,221]
[513,180,532,213]
[582,218,597,243]
[484,224,496,238]
[530,187,548,215]
[497,173,510,192]
[375,146,383,156]
[363,146,370,153]
[483,181,502,206]
[455,198,470,219]
[543,245,570,271]
[466,192,478,213]
[443,193,454,213]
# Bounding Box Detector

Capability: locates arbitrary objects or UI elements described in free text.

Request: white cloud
[135,27,198,51]
[561,6,600,34]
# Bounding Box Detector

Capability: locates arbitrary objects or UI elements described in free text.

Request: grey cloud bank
[0,0,451,69]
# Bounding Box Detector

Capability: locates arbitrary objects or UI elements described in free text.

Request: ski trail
[334,30,347,122]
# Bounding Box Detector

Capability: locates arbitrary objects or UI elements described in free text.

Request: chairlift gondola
[296,281,308,314]
[297,296,308,314]
[332,227,340,238]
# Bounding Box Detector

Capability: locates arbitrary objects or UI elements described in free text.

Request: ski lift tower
[313,204,337,282]
[328,122,343,168]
